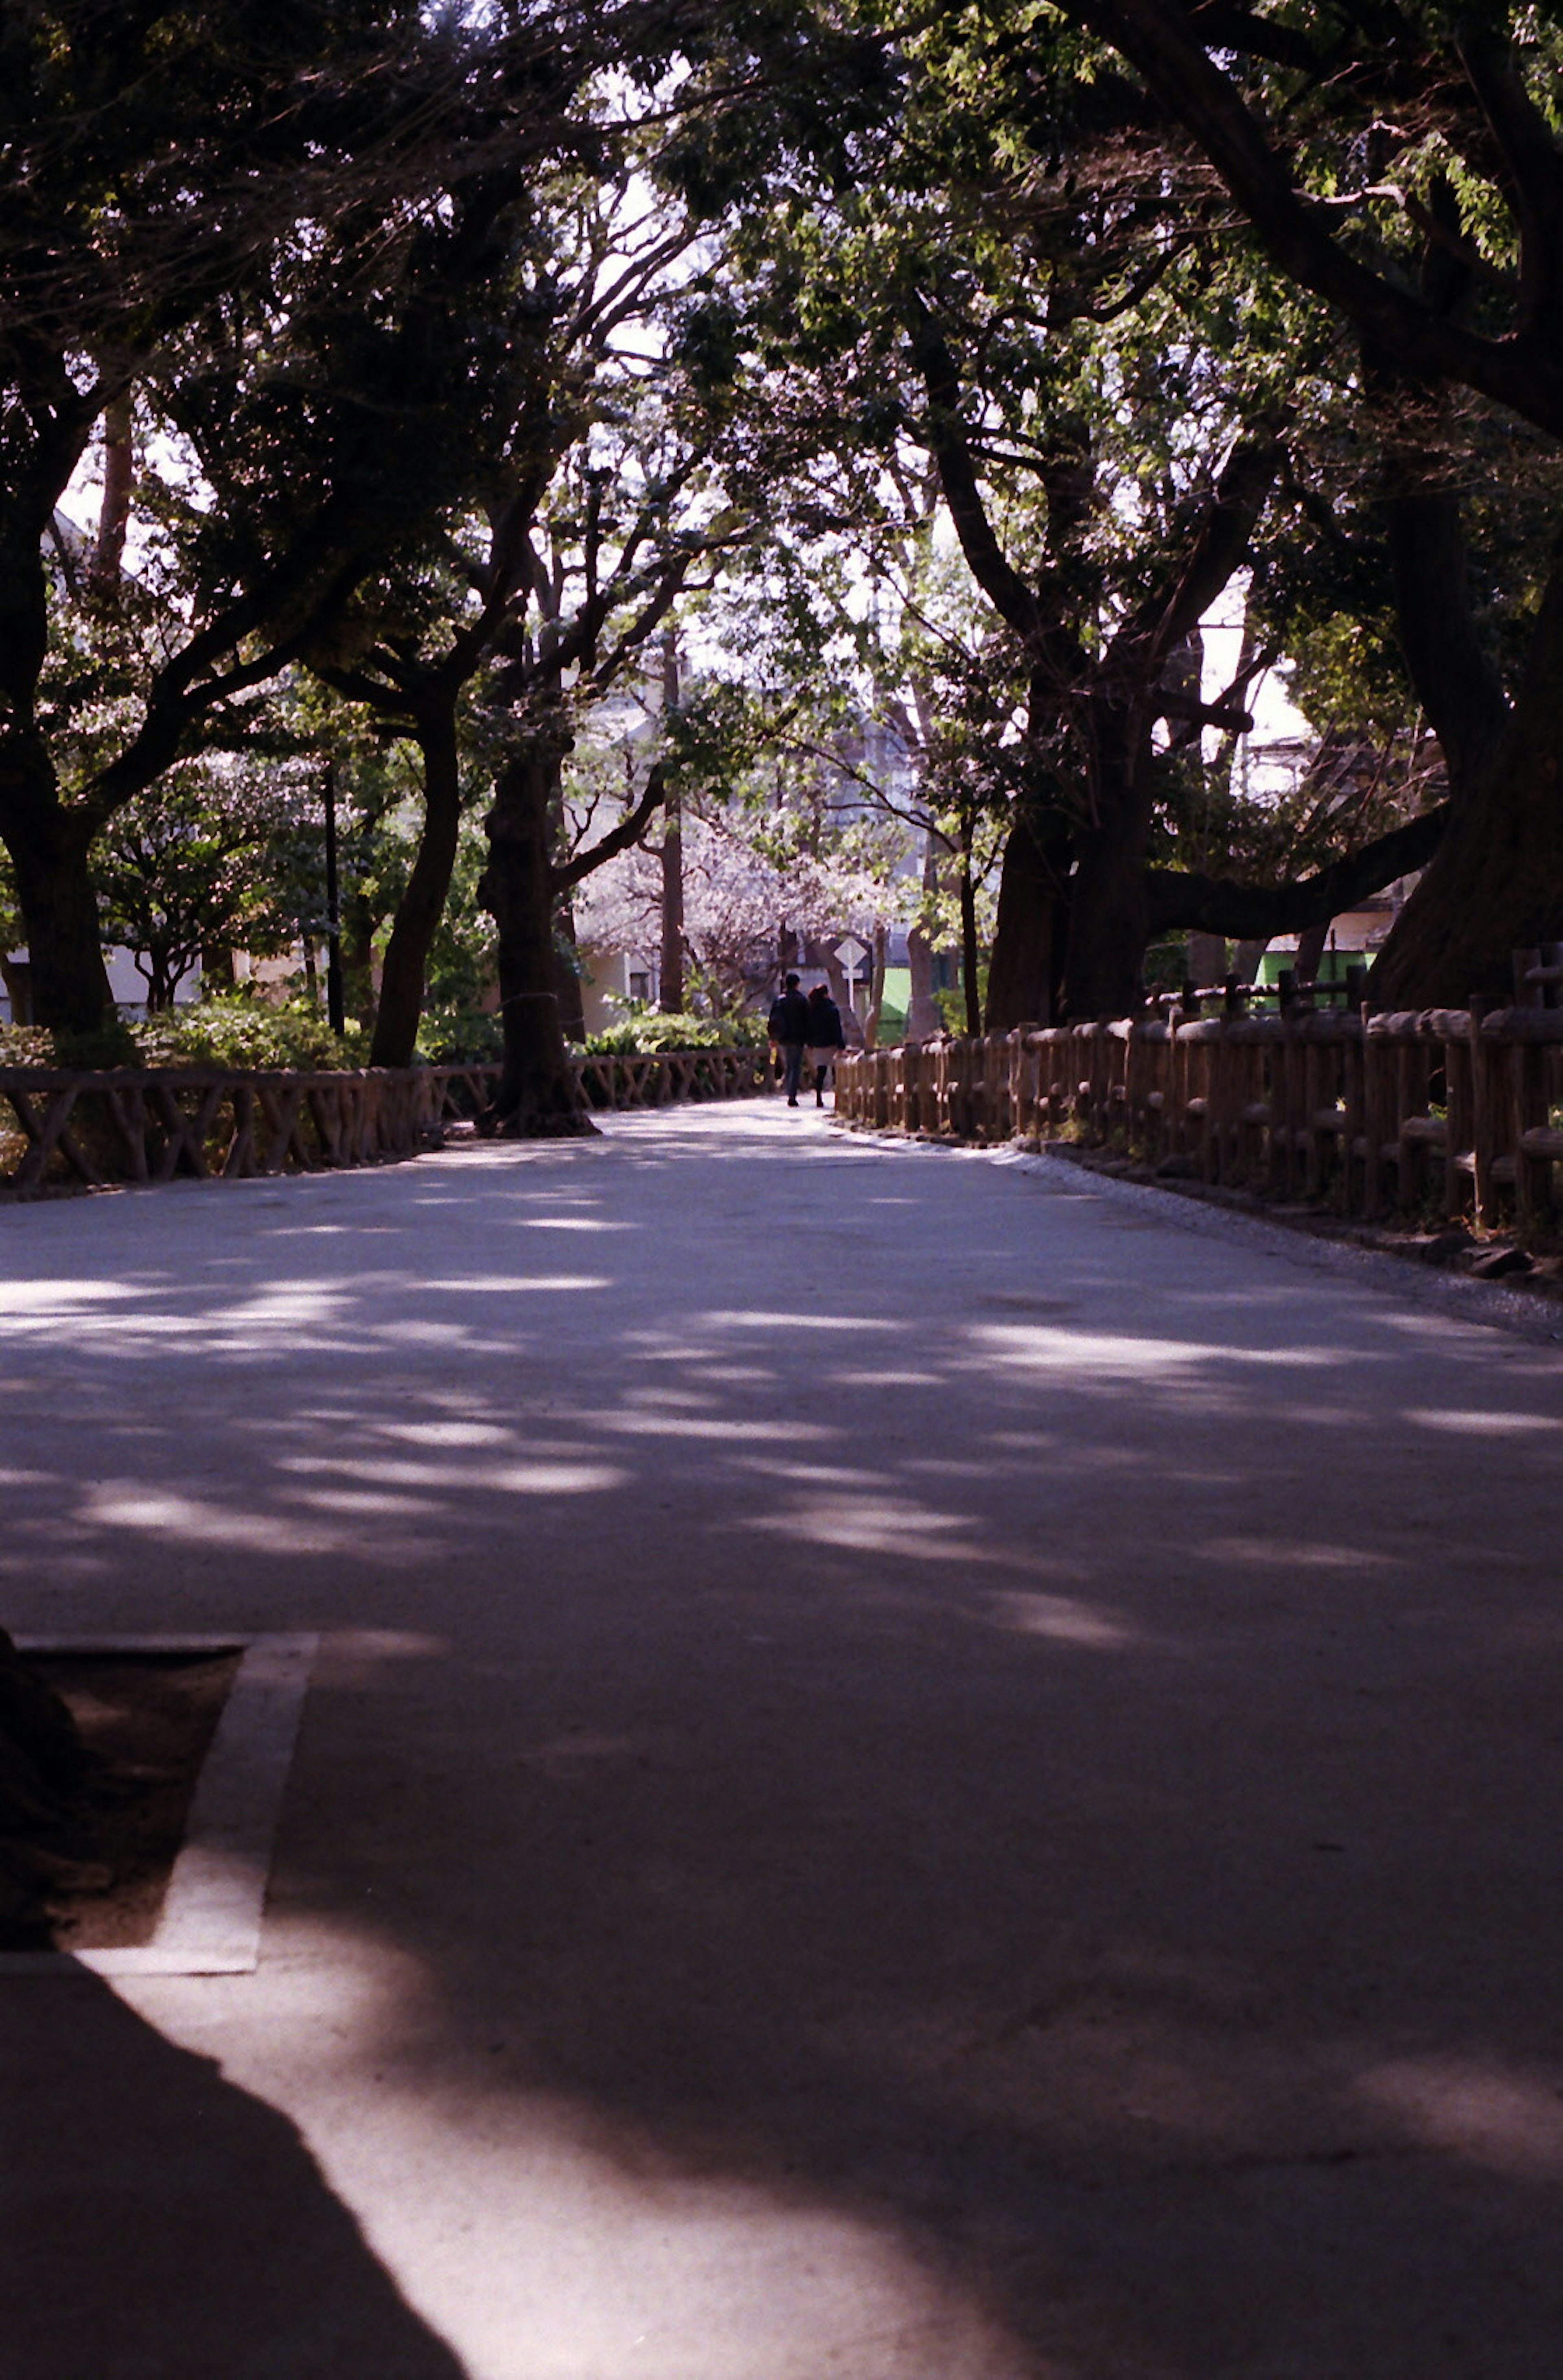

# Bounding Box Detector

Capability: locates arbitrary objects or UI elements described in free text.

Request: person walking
[806,981,846,1108]
[766,972,812,1107]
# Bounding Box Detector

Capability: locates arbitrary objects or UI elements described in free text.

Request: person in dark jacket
[766,973,812,1106]
[806,982,846,1107]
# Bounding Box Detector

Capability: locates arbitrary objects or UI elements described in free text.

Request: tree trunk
[1057,822,1152,1018]
[659,629,685,1012]
[954,822,981,1036]
[88,393,135,601]
[862,921,888,1049]
[1188,930,1228,988]
[658,786,685,1015]
[370,704,463,1068]
[1294,919,1330,987]
[144,949,177,1012]
[984,817,1068,1028]
[1374,533,1563,1005]
[905,923,942,1040]
[481,734,593,1135]
[4,796,114,1035]
[554,902,586,1043]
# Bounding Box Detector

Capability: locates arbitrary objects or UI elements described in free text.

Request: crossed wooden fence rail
[834,1008,1563,1236]
[0,1045,768,1197]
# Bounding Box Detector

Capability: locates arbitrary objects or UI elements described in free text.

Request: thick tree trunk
[480,736,592,1136]
[3,791,114,1035]
[984,817,1069,1028]
[1372,527,1563,1005]
[1372,755,1563,1008]
[370,706,463,1068]
[1057,822,1153,1018]
[1055,716,1156,1020]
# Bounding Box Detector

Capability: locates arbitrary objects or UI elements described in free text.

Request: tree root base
[479,1105,600,1140]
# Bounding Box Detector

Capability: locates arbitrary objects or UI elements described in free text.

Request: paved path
[4,1099,1563,2379]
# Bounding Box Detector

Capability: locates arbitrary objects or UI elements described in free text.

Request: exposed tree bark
[370,702,464,1068]
[4,794,114,1035]
[0,404,113,1034]
[1373,536,1563,1003]
[481,725,595,1137]
[551,764,668,900]
[1386,486,1508,798]
[88,394,134,602]
[1059,817,1154,1018]
[984,817,1067,1028]
[1294,918,1330,984]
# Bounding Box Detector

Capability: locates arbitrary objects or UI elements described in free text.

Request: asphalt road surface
[4,1097,1562,2379]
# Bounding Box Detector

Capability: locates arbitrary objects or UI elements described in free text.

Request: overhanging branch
[1145,803,1449,938]
[550,761,666,897]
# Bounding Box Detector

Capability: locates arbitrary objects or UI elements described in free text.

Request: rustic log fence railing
[0,1045,769,1196]
[834,1008,1563,1237]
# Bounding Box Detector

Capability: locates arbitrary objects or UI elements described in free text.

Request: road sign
[836,935,867,970]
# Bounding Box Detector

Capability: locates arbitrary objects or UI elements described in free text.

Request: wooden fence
[0,1045,768,1197]
[834,1008,1563,1236]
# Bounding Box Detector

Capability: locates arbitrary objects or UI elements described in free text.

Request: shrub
[580,1007,766,1055]
[416,1005,504,1064]
[1,996,362,1073]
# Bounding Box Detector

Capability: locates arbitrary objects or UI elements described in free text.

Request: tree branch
[1069,0,1563,433]
[550,761,666,896]
[903,292,1045,640]
[1145,802,1449,938]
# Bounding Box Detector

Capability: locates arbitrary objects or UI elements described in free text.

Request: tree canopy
[3,0,1561,1095]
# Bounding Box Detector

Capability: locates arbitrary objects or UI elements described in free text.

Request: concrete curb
[3,1631,316,1976]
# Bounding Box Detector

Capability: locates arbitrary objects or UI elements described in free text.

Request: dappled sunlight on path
[5,1095,1563,2376]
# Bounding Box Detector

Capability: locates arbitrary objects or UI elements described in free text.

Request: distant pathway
[4,1097,1563,2380]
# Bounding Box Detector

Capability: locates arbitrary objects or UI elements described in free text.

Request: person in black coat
[806,981,846,1107]
[766,973,812,1106]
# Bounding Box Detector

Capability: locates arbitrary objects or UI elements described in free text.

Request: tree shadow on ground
[4,1107,1563,2376]
[0,1967,467,2380]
